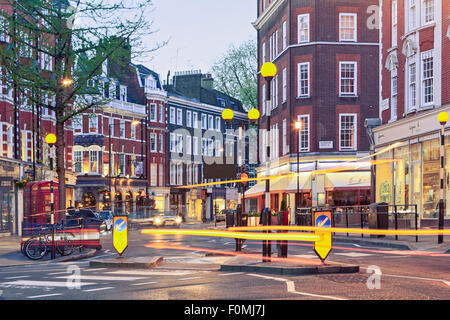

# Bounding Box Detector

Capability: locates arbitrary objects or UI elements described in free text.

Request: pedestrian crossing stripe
[0,280,97,287]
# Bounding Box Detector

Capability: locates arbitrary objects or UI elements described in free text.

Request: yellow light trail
[141,228,321,242]
[228,226,450,236]
[144,243,324,266]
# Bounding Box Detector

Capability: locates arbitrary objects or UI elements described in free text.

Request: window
[408,0,416,31]
[282,21,287,49]
[119,154,125,175]
[201,138,207,156]
[89,151,98,173]
[176,108,183,125]
[208,139,214,157]
[0,12,10,43]
[193,136,199,156]
[262,42,266,65]
[391,70,398,121]
[298,115,310,152]
[339,114,357,150]
[282,119,287,155]
[339,62,357,96]
[159,165,164,187]
[119,120,125,138]
[159,134,164,153]
[339,13,357,42]
[170,107,175,124]
[298,63,310,97]
[275,29,279,56]
[392,0,398,47]
[269,33,273,61]
[186,135,192,155]
[282,68,287,102]
[150,133,157,152]
[215,117,221,131]
[170,133,176,152]
[423,0,434,24]
[422,50,433,105]
[41,52,53,71]
[177,163,183,185]
[208,115,214,130]
[150,104,157,121]
[73,151,82,173]
[192,112,198,128]
[215,139,222,157]
[262,84,266,116]
[272,75,278,109]
[170,163,176,185]
[89,115,98,133]
[159,105,164,123]
[150,164,157,186]
[131,122,136,139]
[298,14,310,43]
[408,62,416,111]
[201,114,207,129]
[176,134,183,153]
[119,85,127,102]
[186,110,192,127]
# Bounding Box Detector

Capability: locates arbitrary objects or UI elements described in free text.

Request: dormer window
[145,77,156,90]
[217,98,226,108]
[119,85,127,102]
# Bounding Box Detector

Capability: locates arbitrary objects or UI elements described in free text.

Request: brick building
[372,0,450,225]
[246,0,380,218]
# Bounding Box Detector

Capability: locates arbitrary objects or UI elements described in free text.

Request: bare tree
[0,0,166,211]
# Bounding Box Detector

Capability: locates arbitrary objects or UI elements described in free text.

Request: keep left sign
[113,216,128,256]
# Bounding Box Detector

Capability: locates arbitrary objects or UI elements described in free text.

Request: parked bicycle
[23,222,75,260]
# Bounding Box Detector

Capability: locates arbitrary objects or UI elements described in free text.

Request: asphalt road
[0,223,449,302]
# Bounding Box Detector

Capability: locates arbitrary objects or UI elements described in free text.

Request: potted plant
[248,212,261,226]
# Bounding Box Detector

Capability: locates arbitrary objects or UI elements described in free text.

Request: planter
[271,215,278,225]
[248,216,261,226]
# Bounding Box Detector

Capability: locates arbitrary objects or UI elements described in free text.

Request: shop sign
[319,141,333,149]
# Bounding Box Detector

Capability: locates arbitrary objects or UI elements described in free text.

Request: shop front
[373,106,450,225]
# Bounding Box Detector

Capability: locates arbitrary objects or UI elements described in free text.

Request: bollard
[261,208,271,262]
[277,211,289,257]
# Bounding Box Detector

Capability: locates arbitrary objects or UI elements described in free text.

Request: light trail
[228,226,450,236]
[144,243,324,266]
[141,228,321,242]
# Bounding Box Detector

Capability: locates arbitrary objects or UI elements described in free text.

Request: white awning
[245,173,312,197]
[325,171,371,189]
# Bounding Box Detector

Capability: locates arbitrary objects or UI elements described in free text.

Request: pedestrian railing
[294,204,419,242]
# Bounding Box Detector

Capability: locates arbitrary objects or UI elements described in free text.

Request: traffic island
[89,256,164,269]
[219,256,359,276]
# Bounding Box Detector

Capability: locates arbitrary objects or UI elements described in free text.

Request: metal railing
[294,204,419,242]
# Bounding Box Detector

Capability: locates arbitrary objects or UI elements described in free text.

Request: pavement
[0,221,449,273]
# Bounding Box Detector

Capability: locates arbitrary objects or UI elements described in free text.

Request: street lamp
[295,121,303,220]
[260,62,277,262]
[437,111,448,244]
[45,133,57,260]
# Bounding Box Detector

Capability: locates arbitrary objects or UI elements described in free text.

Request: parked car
[66,208,106,232]
[215,210,227,222]
[97,211,113,231]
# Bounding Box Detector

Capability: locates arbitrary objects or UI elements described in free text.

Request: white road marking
[131,281,158,286]
[4,276,30,279]
[84,268,107,272]
[360,268,450,287]
[178,277,202,281]
[82,287,114,292]
[219,272,244,276]
[291,254,320,259]
[55,275,145,281]
[27,293,63,299]
[0,280,96,288]
[105,270,195,276]
[248,274,347,300]
[334,252,374,258]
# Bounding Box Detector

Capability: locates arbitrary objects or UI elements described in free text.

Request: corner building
[246,0,380,219]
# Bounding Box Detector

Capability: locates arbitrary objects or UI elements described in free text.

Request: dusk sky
[139,0,257,82]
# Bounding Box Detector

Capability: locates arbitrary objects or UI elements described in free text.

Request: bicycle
[24,223,75,260]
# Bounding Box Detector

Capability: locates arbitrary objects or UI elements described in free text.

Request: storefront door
[0,189,12,233]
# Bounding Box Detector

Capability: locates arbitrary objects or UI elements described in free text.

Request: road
[0,223,449,302]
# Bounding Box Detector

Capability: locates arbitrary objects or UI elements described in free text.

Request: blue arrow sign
[114,218,127,232]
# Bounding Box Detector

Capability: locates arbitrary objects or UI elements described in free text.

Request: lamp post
[247,108,260,216]
[437,111,448,244]
[260,62,277,262]
[45,133,57,260]
[295,121,302,221]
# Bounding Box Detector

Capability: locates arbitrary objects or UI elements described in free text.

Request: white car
[97,211,113,231]
[150,214,182,227]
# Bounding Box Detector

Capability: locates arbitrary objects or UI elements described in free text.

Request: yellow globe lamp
[45,133,57,145]
[222,108,234,123]
[438,112,449,125]
[248,108,260,123]
[260,62,277,80]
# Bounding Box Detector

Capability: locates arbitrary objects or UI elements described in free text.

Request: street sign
[113,216,128,256]
[313,211,332,262]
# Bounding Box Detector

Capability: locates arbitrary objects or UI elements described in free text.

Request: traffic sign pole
[113,216,128,256]
[313,211,332,262]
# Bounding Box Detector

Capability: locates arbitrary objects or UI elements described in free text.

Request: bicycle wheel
[25,239,47,260]
[56,238,74,256]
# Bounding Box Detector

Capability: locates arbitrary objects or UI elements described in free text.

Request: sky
[138,0,257,83]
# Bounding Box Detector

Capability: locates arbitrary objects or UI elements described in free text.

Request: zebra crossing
[0,261,213,299]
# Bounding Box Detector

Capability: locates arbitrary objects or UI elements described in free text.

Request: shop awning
[325,171,371,189]
[244,173,312,197]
